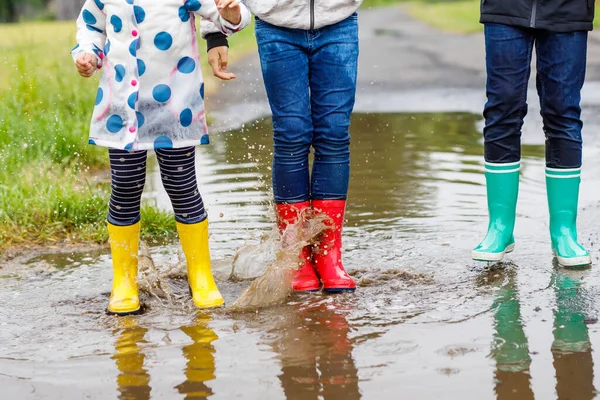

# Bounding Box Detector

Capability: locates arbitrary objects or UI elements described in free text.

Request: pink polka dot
[132,30,138,37]
[131,80,138,86]
[129,126,136,133]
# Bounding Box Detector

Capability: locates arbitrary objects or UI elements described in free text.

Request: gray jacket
[202,0,362,45]
[242,0,362,30]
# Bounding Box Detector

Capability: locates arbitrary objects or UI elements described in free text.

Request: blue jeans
[483,24,588,169]
[255,14,359,203]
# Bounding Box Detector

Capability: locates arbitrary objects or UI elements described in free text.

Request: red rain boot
[276,201,321,292]
[312,200,356,293]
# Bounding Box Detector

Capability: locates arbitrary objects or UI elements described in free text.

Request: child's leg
[106,149,148,315]
[154,147,206,224]
[108,149,148,226]
[536,30,590,267]
[472,24,534,262]
[155,147,223,309]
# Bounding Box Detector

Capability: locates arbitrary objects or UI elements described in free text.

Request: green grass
[0,21,255,252]
[362,0,403,7]
[407,0,482,34]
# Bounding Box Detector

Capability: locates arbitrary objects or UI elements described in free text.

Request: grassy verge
[362,0,403,7]
[407,0,482,34]
[0,21,255,252]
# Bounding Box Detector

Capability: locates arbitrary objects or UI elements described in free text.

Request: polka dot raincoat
[71,0,251,151]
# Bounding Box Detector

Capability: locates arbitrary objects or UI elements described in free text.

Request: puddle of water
[3,112,600,399]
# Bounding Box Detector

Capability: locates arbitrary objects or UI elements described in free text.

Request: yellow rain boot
[177,219,224,309]
[107,222,141,315]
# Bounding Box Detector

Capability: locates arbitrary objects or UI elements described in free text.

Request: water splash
[137,242,190,310]
[229,211,329,312]
[135,211,330,312]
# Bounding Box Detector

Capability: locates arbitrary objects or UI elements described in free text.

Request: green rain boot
[546,168,591,268]
[472,162,520,262]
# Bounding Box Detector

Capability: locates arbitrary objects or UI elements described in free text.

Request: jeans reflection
[551,269,595,400]
[480,267,533,400]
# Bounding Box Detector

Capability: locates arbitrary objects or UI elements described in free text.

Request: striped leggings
[108,146,206,226]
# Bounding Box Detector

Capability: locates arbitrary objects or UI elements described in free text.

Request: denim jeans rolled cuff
[546,139,583,169]
[175,211,208,225]
[107,214,141,227]
[274,193,312,204]
[484,136,522,164]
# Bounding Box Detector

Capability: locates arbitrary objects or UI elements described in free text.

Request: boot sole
[472,243,515,262]
[105,307,142,317]
[553,251,592,268]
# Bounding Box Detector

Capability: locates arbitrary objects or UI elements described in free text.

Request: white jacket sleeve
[71,0,107,65]
[197,1,252,38]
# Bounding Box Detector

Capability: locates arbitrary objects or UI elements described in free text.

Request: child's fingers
[84,54,96,65]
[218,0,238,9]
[215,70,236,80]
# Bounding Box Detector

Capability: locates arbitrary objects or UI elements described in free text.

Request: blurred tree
[0,0,17,22]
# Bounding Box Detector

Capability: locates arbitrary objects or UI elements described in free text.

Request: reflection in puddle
[270,301,361,400]
[4,112,600,398]
[551,269,596,400]
[480,265,534,399]
[112,317,151,399]
[175,316,218,399]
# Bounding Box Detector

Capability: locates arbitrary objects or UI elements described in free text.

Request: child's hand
[216,0,242,25]
[76,53,98,78]
[208,46,237,80]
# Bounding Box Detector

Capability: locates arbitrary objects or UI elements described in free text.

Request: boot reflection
[175,315,219,399]
[481,267,533,400]
[551,269,595,400]
[276,302,361,400]
[111,317,151,400]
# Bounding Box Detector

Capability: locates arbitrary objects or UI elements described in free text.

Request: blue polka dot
[88,139,97,145]
[124,143,134,151]
[136,112,145,128]
[154,32,173,51]
[110,15,122,32]
[104,40,111,56]
[106,115,124,133]
[137,59,146,76]
[129,39,139,57]
[82,10,97,25]
[200,134,210,145]
[186,0,201,11]
[126,0,133,4]
[179,6,191,22]
[177,57,196,74]
[200,83,205,100]
[128,92,138,109]
[152,84,171,103]
[93,0,104,10]
[180,109,193,127]
[114,64,126,82]
[95,88,103,105]
[134,6,145,23]
[154,136,173,149]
